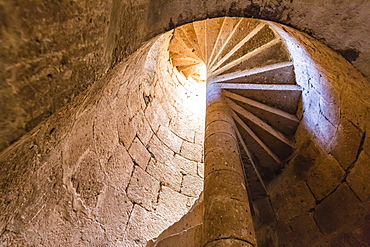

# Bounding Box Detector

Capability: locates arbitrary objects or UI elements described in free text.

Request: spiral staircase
[170,17,301,182]
[148,17,302,246]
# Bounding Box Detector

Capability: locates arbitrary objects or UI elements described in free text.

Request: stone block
[204,147,243,177]
[340,89,367,131]
[181,174,203,197]
[180,141,203,162]
[67,109,94,165]
[198,162,204,178]
[172,154,198,175]
[131,111,153,146]
[145,101,170,132]
[204,132,238,156]
[105,145,134,190]
[93,105,119,160]
[146,159,182,192]
[148,135,175,164]
[306,154,345,201]
[117,109,136,147]
[71,151,104,208]
[269,180,316,221]
[330,119,363,170]
[156,186,192,224]
[315,113,337,150]
[194,131,204,145]
[347,151,370,204]
[124,204,169,246]
[95,187,133,243]
[205,120,235,139]
[128,137,151,170]
[276,213,321,246]
[169,118,195,143]
[153,195,204,244]
[127,166,160,211]
[157,125,183,153]
[314,183,364,234]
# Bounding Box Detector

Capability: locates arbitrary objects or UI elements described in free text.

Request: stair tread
[226,97,295,148]
[232,111,282,169]
[223,89,299,136]
[210,21,265,72]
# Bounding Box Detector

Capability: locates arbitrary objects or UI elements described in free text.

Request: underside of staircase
[148,17,302,246]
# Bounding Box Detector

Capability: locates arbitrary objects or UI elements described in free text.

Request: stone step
[211,61,295,84]
[178,63,203,79]
[219,41,292,75]
[232,111,282,169]
[219,83,301,114]
[226,98,294,160]
[209,21,265,71]
[180,24,204,61]
[170,51,201,63]
[223,89,299,136]
[210,38,280,78]
[215,24,276,72]
[169,36,202,62]
[193,20,206,63]
[171,57,202,67]
[205,17,224,65]
[208,17,244,68]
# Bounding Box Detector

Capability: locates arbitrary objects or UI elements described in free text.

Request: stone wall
[110,0,370,79]
[252,23,370,246]
[0,32,204,246]
[0,0,113,152]
[2,0,370,153]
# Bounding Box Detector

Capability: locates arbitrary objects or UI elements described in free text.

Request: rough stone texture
[108,0,370,79]
[156,186,194,224]
[156,225,203,247]
[0,32,204,246]
[181,174,203,197]
[1,6,370,246]
[157,125,183,153]
[0,0,113,152]
[146,158,183,192]
[127,166,160,211]
[314,183,364,234]
[276,213,322,247]
[2,0,370,156]
[268,179,316,221]
[180,141,203,162]
[347,151,370,204]
[150,194,204,246]
[203,99,256,246]
[306,154,346,201]
[128,137,151,170]
[329,119,363,170]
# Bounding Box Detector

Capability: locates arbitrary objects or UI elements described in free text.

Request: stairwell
[148,17,302,247]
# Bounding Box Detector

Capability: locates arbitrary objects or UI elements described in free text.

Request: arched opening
[0,16,369,247]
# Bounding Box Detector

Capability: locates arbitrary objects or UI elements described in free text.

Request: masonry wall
[2,0,370,154]
[0,0,113,152]
[252,23,370,246]
[0,32,205,246]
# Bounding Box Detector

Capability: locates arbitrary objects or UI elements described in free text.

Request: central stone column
[203,82,257,246]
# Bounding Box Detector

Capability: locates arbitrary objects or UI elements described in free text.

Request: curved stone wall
[0,16,370,246]
[0,32,204,246]
[252,23,370,246]
[1,0,370,154]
